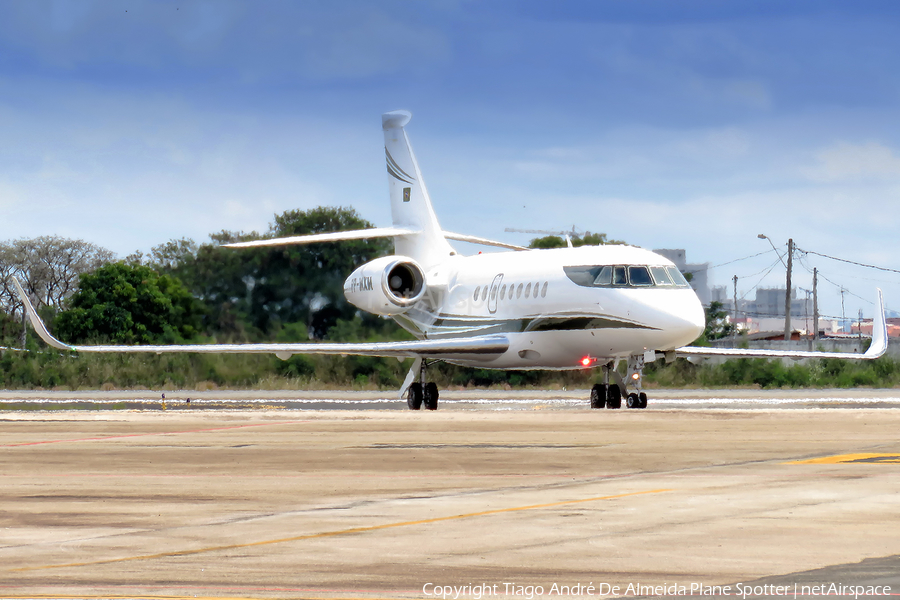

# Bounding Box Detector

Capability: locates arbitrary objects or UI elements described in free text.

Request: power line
[797,247,900,276]
[795,255,871,304]
[796,255,900,314]
[815,270,873,306]
[738,257,784,301]
[685,248,775,275]
[708,248,776,271]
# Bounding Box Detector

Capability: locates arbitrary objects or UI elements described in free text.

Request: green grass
[1,348,898,391]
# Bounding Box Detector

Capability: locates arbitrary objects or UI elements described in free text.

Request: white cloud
[0,2,452,84]
[804,141,900,182]
[722,79,772,110]
[0,80,384,255]
[507,125,755,187]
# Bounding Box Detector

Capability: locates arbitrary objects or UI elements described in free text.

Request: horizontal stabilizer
[677,288,888,361]
[442,231,527,251]
[221,227,418,249]
[12,278,507,359]
[222,228,526,252]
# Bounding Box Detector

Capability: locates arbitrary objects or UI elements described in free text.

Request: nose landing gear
[626,392,648,409]
[624,353,649,409]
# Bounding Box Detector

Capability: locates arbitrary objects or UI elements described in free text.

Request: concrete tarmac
[1,390,899,600]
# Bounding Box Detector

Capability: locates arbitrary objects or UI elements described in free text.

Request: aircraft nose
[687,301,706,338]
[666,292,706,345]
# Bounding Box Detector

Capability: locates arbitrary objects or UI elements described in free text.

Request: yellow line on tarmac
[11,488,670,573]
[788,452,900,464]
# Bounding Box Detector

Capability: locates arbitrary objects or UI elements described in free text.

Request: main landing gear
[406,359,439,411]
[590,355,648,410]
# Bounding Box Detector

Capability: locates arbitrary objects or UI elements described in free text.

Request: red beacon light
[580,356,594,367]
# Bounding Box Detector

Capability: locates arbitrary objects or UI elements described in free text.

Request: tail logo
[386,148,416,184]
[403,187,411,202]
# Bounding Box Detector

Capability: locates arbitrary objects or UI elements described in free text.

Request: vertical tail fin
[383,110,455,267]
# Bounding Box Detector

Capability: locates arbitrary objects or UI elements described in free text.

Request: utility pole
[859,309,863,342]
[732,275,738,345]
[784,238,793,341]
[812,268,819,341]
[841,288,846,324]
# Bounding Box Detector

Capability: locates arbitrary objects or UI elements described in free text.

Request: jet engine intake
[344,255,426,315]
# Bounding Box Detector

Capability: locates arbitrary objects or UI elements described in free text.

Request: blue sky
[1,0,899,320]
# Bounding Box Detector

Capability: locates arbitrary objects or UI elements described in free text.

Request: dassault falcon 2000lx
[15,110,887,410]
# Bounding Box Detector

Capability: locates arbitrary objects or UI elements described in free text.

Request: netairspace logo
[422,582,893,599]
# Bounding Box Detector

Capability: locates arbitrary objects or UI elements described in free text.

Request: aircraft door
[487,274,504,314]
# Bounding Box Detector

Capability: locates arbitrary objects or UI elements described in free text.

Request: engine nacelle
[344,255,426,316]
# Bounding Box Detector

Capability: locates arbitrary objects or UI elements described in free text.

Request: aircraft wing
[221,227,526,251]
[12,278,509,359]
[676,288,888,361]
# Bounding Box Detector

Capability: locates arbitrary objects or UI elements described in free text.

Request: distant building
[746,287,811,320]
[711,286,810,318]
[711,285,818,335]
[853,318,900,338]
[654,249,711,305]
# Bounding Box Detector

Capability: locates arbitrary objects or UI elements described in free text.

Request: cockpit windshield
[564,264,691,289]
[628,266,653,286]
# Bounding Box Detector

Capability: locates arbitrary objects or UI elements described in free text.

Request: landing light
[631,372,641,381]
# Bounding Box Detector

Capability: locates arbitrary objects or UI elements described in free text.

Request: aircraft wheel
[590,384,607,409]
[626,393,639,408]
[606,385,621,409]
[423,382,439,411]
[639,392,648,409]
[407,382,423,410]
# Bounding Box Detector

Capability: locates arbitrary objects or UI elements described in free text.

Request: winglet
[11,278,74,351]
[676,287,888,361]
[864,288,888,359]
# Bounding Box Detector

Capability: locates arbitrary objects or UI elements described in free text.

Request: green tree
[255,206,391,338]
[151,206,391,341]
[54,263,203,344]
[528,231,625,249]
[0,309,23,348]
[0,236,115,316]
[703,301,736,341]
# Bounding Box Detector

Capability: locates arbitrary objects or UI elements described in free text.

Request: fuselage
[388,245,706,369]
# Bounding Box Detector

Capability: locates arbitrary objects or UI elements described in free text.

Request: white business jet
[14,110,887,410]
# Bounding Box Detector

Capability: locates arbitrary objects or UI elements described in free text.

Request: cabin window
[525,282,531,298]
[541,281,548,297]
[474,286,481,301]
[482,286,489,300]
[500,285,506,300]
[516,283,523,298]
[628,266,653,286]
[650,266,674,286]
